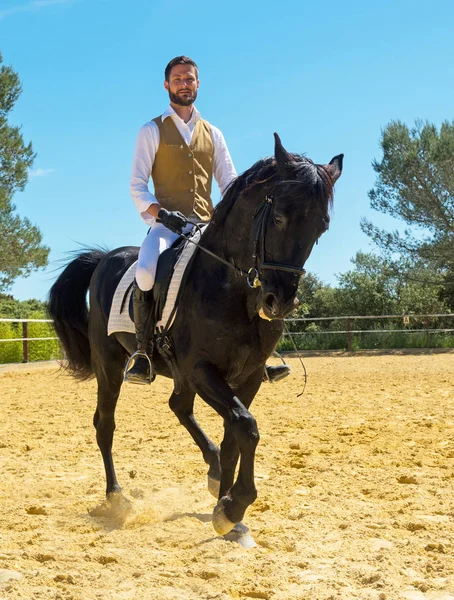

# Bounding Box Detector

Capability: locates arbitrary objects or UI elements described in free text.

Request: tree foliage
[362,119,454,279]
[297,253,448,320]
[336,252,447,316]
[0,52,49,291]
[0,293,48,318]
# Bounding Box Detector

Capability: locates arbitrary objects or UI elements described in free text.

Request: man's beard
[169,89,197,106]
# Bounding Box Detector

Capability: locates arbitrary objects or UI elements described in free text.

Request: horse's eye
[273,215,284,226]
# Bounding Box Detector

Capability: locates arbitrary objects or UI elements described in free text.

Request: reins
[177,222,260,287]
[283,320,308,397]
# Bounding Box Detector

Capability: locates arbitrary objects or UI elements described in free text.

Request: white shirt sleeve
[130,122,161,225]
[210,125,237,196]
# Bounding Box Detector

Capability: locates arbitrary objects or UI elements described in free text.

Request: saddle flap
[128,236,187,324]
[108,225,207,337]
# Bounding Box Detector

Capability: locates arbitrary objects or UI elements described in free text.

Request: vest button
[189,171,193,175]
[190,188,194,193]
[188,153,192,158]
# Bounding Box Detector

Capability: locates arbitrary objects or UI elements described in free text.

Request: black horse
[49,134,342,536]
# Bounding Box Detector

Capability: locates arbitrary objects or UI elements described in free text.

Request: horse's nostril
[264,293,278,315]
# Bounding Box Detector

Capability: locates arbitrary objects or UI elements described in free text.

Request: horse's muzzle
[258,292,299,321]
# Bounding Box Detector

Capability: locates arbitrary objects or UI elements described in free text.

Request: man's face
[164,64,199,106]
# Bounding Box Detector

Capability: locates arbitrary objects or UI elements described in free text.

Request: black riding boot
[124,283,156,385]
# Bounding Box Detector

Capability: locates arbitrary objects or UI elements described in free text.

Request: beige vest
[151,116,215,221]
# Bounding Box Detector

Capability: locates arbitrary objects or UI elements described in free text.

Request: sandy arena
[0,353,453,600]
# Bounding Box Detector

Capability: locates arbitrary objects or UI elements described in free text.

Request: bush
[0,300,63,364]
[277,327,454,352]
[0,321,23,363]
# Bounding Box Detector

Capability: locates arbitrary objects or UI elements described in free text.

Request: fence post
[22,321,29,363]
[425,317,430,348]
[347,318,352,351]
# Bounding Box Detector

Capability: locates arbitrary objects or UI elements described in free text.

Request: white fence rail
[0,318,57,363]
[284,313,454,351]
[1,314,454,363]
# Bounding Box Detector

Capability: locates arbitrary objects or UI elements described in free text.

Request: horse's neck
[202,196,258,275]
[186,195,265,324]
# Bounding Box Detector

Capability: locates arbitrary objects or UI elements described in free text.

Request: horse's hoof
[224,522,257,549]
[212,497,235,535]
[106,491,134,516]
[207,475,220,499]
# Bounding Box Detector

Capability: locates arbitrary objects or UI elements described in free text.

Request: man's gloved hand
[157,208,187,235]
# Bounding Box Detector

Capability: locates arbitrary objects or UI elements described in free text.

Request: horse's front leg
[169,389,221,497]
[193,361,260,535]
[218,370,263,499]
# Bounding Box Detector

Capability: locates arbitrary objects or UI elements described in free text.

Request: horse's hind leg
[169,389,221,497]
[92,352,125,497]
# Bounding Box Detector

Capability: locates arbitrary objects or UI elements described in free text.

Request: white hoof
[224,522,257,548]
[212,498,235,535]
[207,476,220,499]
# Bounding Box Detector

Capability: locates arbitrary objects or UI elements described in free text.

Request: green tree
[362,119,454,303]
[295,272,324,316]
[0,52,49,291]
[294,272,339,318]
[0,293,48,318]
[336,252,399,316]
[335,252,447,317]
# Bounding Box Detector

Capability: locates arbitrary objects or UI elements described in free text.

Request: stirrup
[263,351,291,383]
[123,350,153,385]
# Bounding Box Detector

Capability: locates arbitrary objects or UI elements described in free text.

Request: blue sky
[1,0,453,301]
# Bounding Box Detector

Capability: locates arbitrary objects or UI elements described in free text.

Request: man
[126,55,290,385]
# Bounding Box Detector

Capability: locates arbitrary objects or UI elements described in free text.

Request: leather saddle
[124,234,191,331]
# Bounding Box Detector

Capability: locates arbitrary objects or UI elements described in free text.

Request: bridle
[248,189,307,288]
[181,180,323,289]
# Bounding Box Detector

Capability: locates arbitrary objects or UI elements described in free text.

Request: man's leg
[123,281,156,384]
[124,224,179,384]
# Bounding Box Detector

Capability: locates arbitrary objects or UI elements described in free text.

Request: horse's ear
[326,154,344,183]
[274,132,294,178]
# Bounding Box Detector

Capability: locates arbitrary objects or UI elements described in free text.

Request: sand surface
[0,353,453,600]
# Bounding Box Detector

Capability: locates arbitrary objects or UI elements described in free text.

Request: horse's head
[256,134,343,320]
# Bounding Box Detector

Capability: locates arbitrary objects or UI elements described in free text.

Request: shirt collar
[161,105,200,124]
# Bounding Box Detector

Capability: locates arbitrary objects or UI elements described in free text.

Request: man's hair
[164,56,199,81]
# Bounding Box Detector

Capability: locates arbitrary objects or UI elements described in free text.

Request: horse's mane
[211,154,334,231]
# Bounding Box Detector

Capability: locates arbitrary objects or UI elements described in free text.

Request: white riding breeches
[135,222,193,291]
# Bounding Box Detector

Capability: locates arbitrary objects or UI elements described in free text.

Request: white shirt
[130,105,237,225]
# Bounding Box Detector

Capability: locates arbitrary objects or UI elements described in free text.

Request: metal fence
[282,313,454,351]
[0,318,57,363]
[1,314,454,364]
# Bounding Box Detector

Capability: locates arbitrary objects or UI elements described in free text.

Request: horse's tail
[48,249,107,380]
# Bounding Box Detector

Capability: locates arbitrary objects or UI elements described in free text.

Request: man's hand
[157,208,187,235]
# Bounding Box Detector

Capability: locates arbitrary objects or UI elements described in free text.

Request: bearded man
[126,56,289,385]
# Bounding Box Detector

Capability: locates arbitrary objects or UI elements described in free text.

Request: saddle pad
[107,226,206,336]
